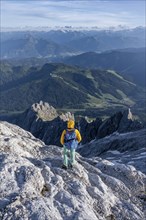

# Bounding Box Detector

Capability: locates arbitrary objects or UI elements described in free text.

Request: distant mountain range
[1,47,145,87]
[1,27,145,59]
[1,37,76,59]
[64,47,146,87]
[0,63,144,120]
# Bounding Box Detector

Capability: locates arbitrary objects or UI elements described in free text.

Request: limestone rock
[79,117,102,144]
[32,100,58,121]
[0,121,145,220]
[97,112,122,138]
[78,129,146,174]
[60,112,74,121]
[98,109,143,138]
[1,103,144,148]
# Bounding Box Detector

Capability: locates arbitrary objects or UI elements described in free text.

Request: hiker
[60,120,82,169]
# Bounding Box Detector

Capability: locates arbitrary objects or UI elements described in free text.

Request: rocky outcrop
[32,101,58,121]
[97,109,143,138]
[97,112,123,138]
[3,102,144,147]
[79,117,102,144]
[0,121,145,220]
[78,129,146,173]
[6,101,75,147]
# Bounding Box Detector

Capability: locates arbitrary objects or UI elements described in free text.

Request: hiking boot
[62,164,68,170]
[69,164,73,169]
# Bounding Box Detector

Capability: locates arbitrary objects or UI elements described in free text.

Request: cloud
[1,0,145,28]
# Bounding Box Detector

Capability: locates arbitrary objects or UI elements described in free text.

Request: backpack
[64,129,78,150]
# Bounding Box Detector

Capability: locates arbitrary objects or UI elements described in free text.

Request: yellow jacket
[60,129,82,145]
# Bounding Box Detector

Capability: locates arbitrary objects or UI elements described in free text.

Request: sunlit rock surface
[0,121,145,220]
[78,129,146,174]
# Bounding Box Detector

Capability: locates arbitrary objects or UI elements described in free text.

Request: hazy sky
[1,0,146,28]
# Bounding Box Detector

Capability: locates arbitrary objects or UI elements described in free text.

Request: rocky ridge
[6,102,144,147]
[78,129,146,174]
[0,121,145,220]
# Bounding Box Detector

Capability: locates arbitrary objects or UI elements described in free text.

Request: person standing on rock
[60,120,82,169]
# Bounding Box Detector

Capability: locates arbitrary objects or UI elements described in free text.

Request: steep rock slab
[78,129,146,174]
[97,109,143,138]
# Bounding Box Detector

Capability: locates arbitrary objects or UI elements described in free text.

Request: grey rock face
[118,109,143,132]
[97,112,123,138]
[97,109,143,138]
[32,101,58,121]
[0,121,145,220]
[79,117,102,144]
[78,129,146,173]
[7,102,75,147]
[3,103,144,148]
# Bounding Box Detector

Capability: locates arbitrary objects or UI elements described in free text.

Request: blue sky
[1,0,146,28]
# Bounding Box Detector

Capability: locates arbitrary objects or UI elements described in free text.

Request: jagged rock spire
[32,101,58,121]
[60,112,74,121]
